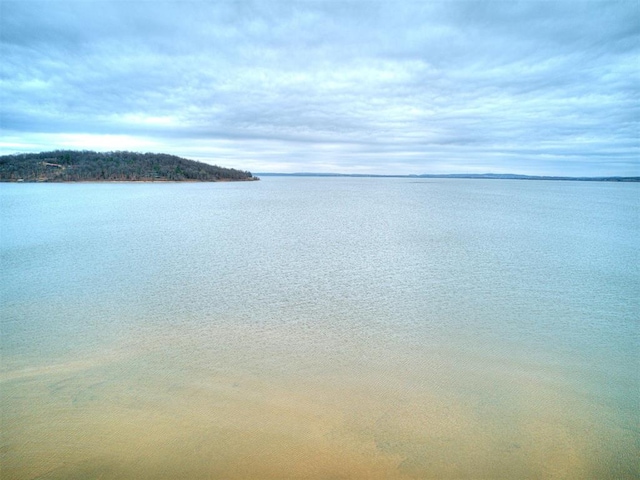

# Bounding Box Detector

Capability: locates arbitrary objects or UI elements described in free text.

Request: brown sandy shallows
[1,325,637,479]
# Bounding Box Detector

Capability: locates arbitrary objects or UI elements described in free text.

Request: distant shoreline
[255,172,640,182]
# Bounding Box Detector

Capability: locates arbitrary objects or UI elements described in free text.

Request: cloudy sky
[1,1,638,175]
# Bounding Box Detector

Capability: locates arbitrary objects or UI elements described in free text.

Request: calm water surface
[1,178,638,479]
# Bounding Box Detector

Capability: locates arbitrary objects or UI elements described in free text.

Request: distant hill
[0,150,257,182]
[256,172,639,182]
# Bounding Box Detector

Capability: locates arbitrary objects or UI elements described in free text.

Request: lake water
[1,177,638,479]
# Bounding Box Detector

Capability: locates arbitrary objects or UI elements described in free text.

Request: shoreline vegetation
[1,150,635,183]
[0,150,258,182]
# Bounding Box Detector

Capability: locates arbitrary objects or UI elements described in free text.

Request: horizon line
[253,172,640,181]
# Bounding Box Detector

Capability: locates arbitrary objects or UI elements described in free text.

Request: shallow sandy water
[2,320,636,479]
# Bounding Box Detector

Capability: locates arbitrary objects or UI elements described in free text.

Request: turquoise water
[1,178,638,479]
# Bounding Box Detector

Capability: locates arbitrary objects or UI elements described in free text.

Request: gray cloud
[1,0,638,175]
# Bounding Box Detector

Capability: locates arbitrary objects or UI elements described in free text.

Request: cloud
[1,0,638,175]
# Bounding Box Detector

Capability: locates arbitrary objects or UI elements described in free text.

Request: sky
[1,1,638,175]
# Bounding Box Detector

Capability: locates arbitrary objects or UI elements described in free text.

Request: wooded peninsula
[0,150,257,182]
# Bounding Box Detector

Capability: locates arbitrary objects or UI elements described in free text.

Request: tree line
[0,150,257,182]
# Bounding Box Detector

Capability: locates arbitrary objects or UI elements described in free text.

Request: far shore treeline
[0,150,258,182]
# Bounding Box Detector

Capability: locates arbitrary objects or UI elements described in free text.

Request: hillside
[0,150,257,182]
